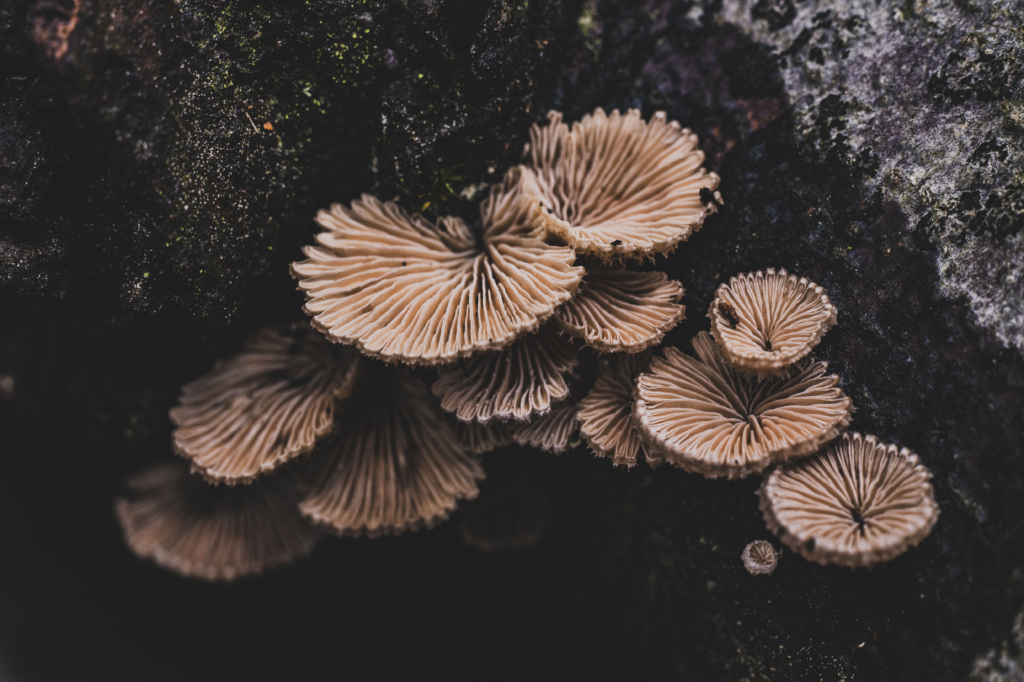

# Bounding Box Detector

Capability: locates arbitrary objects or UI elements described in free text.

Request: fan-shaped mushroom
[451,417,512,454]
[708,269,837,377]
[115,463,318,581]
[633,332,853,478]
[526,108,721,259]
[432,325,577,423]
[554,269,685,353]
[578,352,660,468]
[291,166,583,365]
[759,432,939,567]
[512,401,581,454]
[300,367,484,537]
[170,325,360,485]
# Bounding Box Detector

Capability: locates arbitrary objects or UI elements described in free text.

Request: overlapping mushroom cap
[759,432,939,567]
[116,463,318,581]
[709,268,837,377]
[578,352,661,468]
[300,367,485,537]
[291,166,583,365]
[170,325,360,485]
[633,332,853,478]
[554,269,685,353]
[512,401,581,454]
[526,108,721,259]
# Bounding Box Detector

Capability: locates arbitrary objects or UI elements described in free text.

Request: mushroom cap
[290,166,583,365]
[708,268,837,377]
[115,463,318,581]
[432,325,578,423]
[578,352,659,468]
[525,108,721,259]
[633,332,853,478]
[459,485,548,552]
[554,269,685,353]
[300,367,484,537]
[512,401,581,454]
[759,432,940,568]
[451,417,512,455]
[741,540,779,575]
[170,325,360,485]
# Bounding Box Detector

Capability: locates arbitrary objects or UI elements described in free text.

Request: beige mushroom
[512,401,581,454]
[578,352,661,468]
[432,325,578,423]
[451,417,512,455]
[525,108,721,259]
[759,432,940,567]
[741,540,779,575]
[170,325,360,485]
[115,463,318,581]
[708,268,837,377]
[291,166,583,365]
[554,269,685,353]
[633,332,853,478]
[300,367,484,537]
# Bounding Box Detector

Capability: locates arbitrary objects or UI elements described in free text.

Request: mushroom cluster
[117,107,724,579]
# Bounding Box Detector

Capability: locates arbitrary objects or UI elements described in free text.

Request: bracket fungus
[300,368,485,537]
[554,269,685,353]
[115,464,318,581]
[432,325,578,423]
[291,166,583,365]
[709,269,837,377]
[525,108,721,259]
[759,432,940,567]
[511,401,581,454]
[741,540,779,575]
[633,332,853,478]
[578,353,661,468]
[170,325,360,485]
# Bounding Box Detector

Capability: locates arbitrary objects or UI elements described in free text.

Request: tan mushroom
[451,417,512,455]
[708,268,837,377]
[170,325,360,485]
[291,166,583,365]
[759,432,940,567]
[115,463,318,581]
[432,325,577,423]
[741,540,779,575]
[512,401,581,454]
[525,108,721,259]
[633,332,853,478]
[554,269,685,353]
[578,352,661,468]
[300,367,484,537]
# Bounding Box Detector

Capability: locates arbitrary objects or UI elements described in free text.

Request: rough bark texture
[1,0,1022,680]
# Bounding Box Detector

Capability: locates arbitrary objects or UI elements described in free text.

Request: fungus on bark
[554,269,685,353]
[291,166,583,365]
[512,401,581,454]
[525,108,722,259]
[709,268,837,377]
[633,332,853,477]
[115,463,318,581]
[578,352,661,468]
[170,325,360,485]
[432,325,577,423]
[742,540,779,575]
[759,432,940,567]
[300,367,484,537]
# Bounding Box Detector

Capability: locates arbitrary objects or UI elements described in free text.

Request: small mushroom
[525,108,722,259]
[578,352,661,468]
[512,401,581,454]
[291,166,583,365]
[741,540,779,575]
[451,416,512,455]
[300,367,484,537]
[708,268,837,377]
[170,324,360,485]
[633,332,853,478]
[554,269,686,353]
[115,463,318,581]
[432,325,578,423]
[759,432,940,567]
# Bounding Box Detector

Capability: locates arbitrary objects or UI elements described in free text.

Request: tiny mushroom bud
[742,540,779,575]
[759,432,940,567]
[709,269,837,377]
[554,269,686,353]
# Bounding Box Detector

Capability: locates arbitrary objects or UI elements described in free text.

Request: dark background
[2,0,1023,679]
